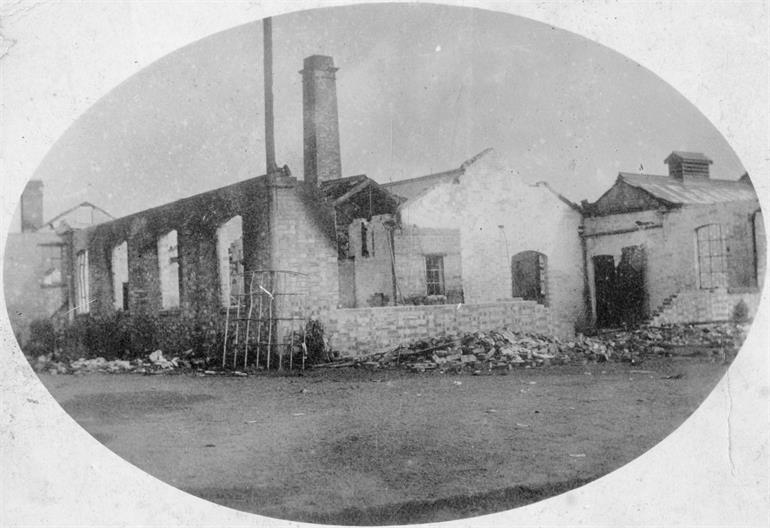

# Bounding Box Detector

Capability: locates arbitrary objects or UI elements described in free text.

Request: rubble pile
[319,329,614,373]
[28,322,747,376]
[31,349,199,375]
[320,322,747,373]
[598,323,748,358]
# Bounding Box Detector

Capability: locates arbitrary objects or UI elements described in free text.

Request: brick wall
[345,216,462,306]
[347,216,395,305]
[271,181,339,318]
[72,177,273,321]
[393,224,462,301]
[327,299,554,356]
[70,176,337,317]
[398,151,585,336]
[649,288,761,325]
[583,200,763,322]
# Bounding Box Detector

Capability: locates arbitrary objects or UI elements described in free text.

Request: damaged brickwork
[69,174,339,334]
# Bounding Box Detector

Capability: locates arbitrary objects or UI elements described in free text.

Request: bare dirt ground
[39,357,728,525]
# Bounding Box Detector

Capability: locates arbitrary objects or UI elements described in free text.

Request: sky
[11,3,748,224]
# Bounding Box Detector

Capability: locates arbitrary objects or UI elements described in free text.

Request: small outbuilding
[582,151,764,326]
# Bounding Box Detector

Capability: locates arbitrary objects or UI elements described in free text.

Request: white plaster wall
[399,150,585,335]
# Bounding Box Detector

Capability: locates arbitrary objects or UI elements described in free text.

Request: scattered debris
[662,373,685,380]
[27,322,747,377]
[315,322,747,374]
[569,453,586,458]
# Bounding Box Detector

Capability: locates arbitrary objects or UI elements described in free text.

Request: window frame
[425,254,445,296]
[696,223,727,289]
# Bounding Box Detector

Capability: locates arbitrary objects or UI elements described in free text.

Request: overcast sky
[22,3,746,223]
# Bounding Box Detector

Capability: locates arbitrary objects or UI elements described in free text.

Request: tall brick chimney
[664,151,713,181]
[20,180,44,232]
[301,55,342,185]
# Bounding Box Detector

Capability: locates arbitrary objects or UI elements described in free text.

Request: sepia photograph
[1,1,768,526]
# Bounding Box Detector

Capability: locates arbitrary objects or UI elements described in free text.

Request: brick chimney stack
[301,55,342,185]
[664,151,713,181]
[20,180,44,232]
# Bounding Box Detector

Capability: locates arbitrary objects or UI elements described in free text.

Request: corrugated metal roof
[619,172,757,205]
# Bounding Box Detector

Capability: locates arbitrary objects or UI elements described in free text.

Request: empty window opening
[76,250,90,314]
[696,224,727,289]
[361,222,370,258]
[425,255,445,295]
[158,230,180,309]
[111,241,129,311]
[216,216,244,307]
[511,251,547,305]
[40,243,63,287]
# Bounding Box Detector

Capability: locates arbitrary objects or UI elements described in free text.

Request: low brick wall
[649,288,761,325]
[326,300,557,356]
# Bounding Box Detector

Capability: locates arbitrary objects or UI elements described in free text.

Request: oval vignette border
[0,1,767,527]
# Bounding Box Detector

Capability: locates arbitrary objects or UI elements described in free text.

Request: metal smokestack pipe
[263,17,277,174]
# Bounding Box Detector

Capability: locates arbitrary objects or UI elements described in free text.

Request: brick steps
[648,292,680,322]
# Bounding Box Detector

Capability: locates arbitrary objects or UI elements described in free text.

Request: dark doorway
[593,255,616,327]
[512,251,547,305]
[616,245,647,325]
[593,246,647,328]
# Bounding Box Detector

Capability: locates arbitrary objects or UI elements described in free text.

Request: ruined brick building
[4,181,113,343]
[43,54,579,357]
[582,152,764,327]
[6,52,765,357]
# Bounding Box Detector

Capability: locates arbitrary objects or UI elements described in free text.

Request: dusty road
[39,357,728,524]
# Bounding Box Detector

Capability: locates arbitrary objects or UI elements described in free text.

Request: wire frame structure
[221,270,309,371]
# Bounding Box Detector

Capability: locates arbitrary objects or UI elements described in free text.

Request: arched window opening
[158,230,180,308]
[696,224,727,289]
[217,216,244,307]
[511,251,547,305]
[111,241,129,311]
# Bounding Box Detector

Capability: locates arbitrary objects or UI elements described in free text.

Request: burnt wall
[72,177,272,322]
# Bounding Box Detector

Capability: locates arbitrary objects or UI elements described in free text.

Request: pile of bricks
[319,322,748,373]
[319,329,611,373]
[599,323,748,357]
